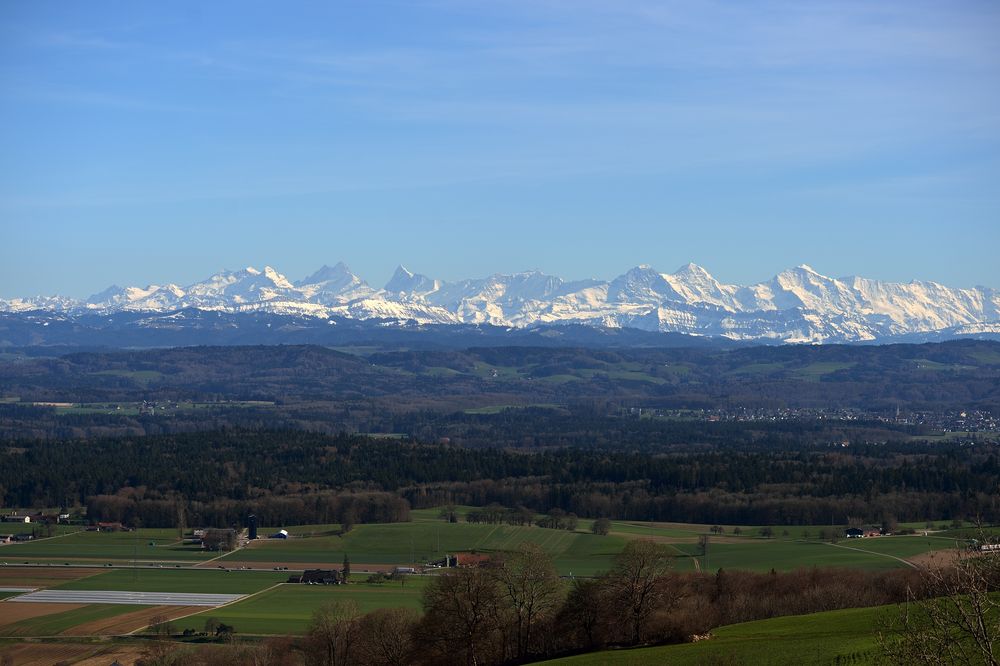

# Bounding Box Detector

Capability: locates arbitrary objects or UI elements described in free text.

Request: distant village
[621,406,999,434]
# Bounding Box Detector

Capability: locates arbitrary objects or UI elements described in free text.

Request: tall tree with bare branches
[492,543,564,661]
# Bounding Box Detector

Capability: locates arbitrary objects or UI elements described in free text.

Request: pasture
[541,604,891,665]
[54,568,288,594]
[669,536,958,573]
[173,579,428,635]
[224,519,627,576]
[221,508,963,576]
[1,528,208,564]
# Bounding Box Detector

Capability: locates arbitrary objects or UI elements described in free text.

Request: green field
[790,361,856,380]
[2,512,965,577]
[541,604,893,665]
[91,369,165,386]
[221,509,961,576]
[224,520,627,576]
[670,537,952,573]
[1,529,208,563]
[726,361,787,376]
[0,604,148,637]
[173,580,427,635]
[463,403,562,415]
[55,568,289,594]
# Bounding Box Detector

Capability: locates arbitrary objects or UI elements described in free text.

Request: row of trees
[85,489,410,529]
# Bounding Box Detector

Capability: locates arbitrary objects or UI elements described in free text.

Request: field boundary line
[820,541,918,569]
[125,582,287,636]
[473,524,501,550]
[198,543,245,566]
[9,529,84,545]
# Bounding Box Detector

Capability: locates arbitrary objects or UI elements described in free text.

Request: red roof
[455,552,491,567]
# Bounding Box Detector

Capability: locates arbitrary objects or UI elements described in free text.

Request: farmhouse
[2,514,32,523]
[455,552,492,567]
[288,569,342,585]
[845,528,864,539]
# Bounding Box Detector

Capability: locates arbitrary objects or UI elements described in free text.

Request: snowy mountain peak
[294,262,375,305]
[86,285,125,304]
[673,262,712,277]
[384,265,438,296]
[4,261,998,344]
[297,262,356,286]
[262,266,293,289]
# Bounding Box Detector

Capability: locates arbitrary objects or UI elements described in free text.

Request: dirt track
[62,604,203,635]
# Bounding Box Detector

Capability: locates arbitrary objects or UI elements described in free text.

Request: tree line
[3,430,998,526]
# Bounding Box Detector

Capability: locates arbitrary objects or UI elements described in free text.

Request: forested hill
[2,339,998,410]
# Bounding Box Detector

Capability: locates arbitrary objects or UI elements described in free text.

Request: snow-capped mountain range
[3,262,999,343]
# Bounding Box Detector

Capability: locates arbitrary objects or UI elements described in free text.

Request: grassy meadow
[174,578,428,635]
[540,604,892,665]
[0,528,206,564]
[54,568,289,594]
[2,510,968,578]
[226,511,629,576]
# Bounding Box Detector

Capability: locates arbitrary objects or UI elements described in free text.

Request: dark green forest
[4,429,998,527]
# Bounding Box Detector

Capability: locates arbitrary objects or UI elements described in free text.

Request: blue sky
[1,1,998,298]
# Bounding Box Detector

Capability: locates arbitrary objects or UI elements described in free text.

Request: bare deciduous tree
[591,517,611,536]
[878,538,1000,665]
[606,539,674,645]
[355,607,418,666]
[416,566,503,666]
[304,600,361,666]
[492,543,564,661]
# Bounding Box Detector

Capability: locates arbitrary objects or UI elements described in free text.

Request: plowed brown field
[62,604,203,635]
[0,601,84,631]
[0,642,147,666]
[0,566,100,588]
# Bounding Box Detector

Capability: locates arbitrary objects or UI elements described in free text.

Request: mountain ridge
[3,262,998,344]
